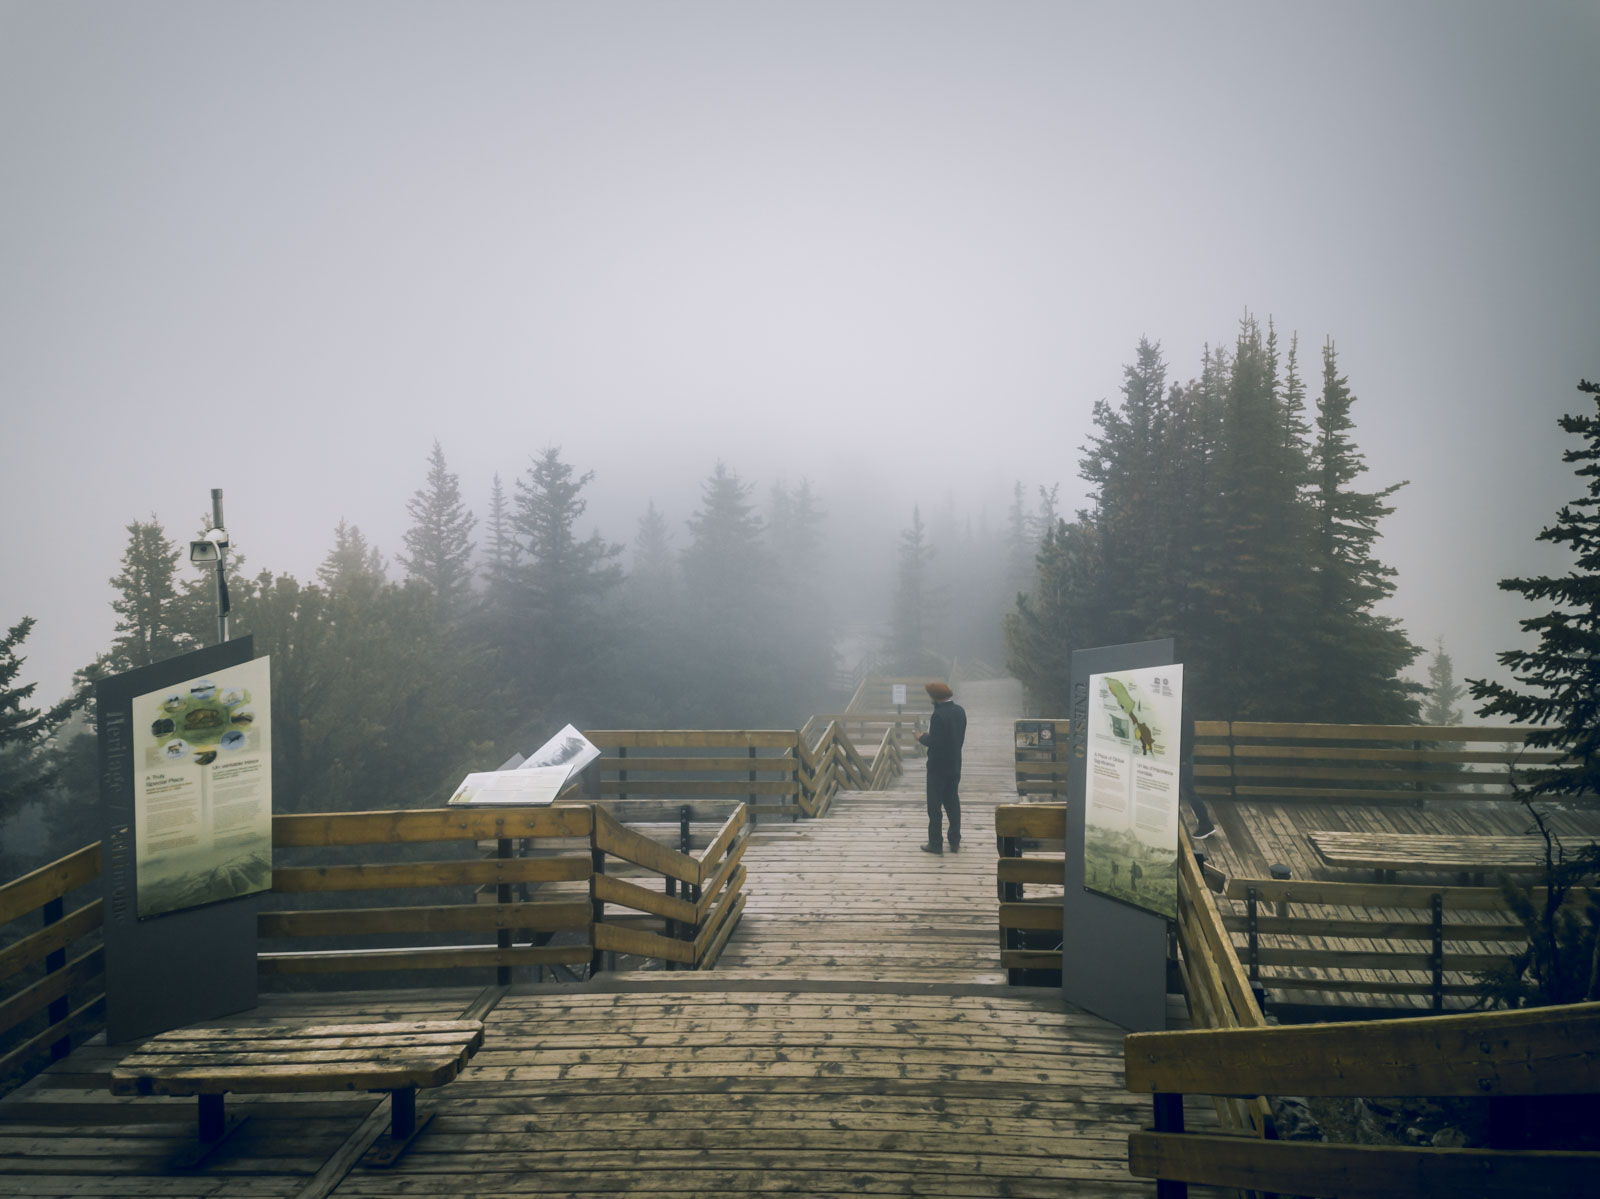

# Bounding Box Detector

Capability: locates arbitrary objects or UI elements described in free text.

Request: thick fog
[2,1,1597,705]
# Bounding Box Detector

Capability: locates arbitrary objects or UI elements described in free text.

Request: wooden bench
[1309,830,1547,883]
[110,1018,484,1166]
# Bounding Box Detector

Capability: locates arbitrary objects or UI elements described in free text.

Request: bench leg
[174,1094,246,1170]
[199,1093,225,1142]
[391,1086,416,1140]
[364,1087,433,1168]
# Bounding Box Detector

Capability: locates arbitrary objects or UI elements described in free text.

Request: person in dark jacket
[917,681,967,854]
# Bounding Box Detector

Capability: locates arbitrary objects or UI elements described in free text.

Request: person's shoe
[949,842,960,853]
[1193,822,1218,840]
[919,842,943,855]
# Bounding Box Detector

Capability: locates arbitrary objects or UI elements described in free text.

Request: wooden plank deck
[0,679,1208,1197]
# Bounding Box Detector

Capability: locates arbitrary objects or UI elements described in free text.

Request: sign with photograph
[1082,664,1182,919]
[131,656,272,920]
[448,723,600,805]
[1014,720,1056,750]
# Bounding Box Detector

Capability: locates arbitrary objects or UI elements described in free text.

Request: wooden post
[1430,892,1444,1013]
[590,847,605,978]
[1245,886,1260,982]
[198,1093,226,1142]
[1152,1092,1187,1199]
[43,896,69,1061]
[496,838,512,987]
[748,745,757,813]
[390,1086,417,1140]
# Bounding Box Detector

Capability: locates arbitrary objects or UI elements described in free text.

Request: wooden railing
[1013,719,1231,798]
[995,808,1269,1135]
[264,802,748,978]
[1014,719,1545,803]
[0,844,105,1091]
[1202,721,1544,804]
[1124,1001,1600,1196]
[2,801,751,1095]
[995,802,1066,980]
[1215,872,1597,1015]
[585,720,903,823]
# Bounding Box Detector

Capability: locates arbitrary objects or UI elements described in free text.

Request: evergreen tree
[509,448,623,709]
[1471,378,1600,801]
[1004,519,1096,715]
[887,505,942,674]
[1305,339,1420,722]
[483,473,520,592]
[317,519,387,595]
[398,440,477,616]
[0,617,77,820]
[1004,481,1033,601]
[104,518,194,672]
[630,500,676,592]
[679,463,783,722]
[682,462,768,616]
[767,478,834,698]
[1423,639,1465,726]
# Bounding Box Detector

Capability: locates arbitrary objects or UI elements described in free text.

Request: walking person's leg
[923,773,943,853]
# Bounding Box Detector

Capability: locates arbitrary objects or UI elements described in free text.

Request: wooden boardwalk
[0,679,1202,1197]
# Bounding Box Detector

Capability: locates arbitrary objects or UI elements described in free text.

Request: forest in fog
[0,317,1479,878]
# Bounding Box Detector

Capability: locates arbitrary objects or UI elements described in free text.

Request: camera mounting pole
[211,489,229,644]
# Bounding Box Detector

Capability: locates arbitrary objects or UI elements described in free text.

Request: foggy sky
[3,1,1597,710]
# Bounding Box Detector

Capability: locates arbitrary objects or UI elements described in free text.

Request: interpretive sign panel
[449,723,600,805]
[1061,638,1175,1032]
[1082,664,1182,919]
[100,638,264,1043]
[132,656,272,919]
[892,684,907,706]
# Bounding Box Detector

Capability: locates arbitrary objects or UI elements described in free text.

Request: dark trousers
[927,772,961,848]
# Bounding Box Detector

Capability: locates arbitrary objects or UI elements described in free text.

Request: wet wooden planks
[712,679,1021,985]
[331,984,1206,1197]
[0,988,484,1197]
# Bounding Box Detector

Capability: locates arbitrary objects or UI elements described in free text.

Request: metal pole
[211,489,229,643]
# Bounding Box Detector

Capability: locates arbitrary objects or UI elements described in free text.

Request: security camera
[189,528,229,565]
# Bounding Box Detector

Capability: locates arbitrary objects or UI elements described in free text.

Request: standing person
[1180,717,1218,841]
[917,681,967,854]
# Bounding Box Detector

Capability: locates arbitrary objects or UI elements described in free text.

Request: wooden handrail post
[44,895,70,1061]
[1152,1092,1187,1199]
[1430,892,1444,1013]
[590,845,606,978]
[495,838,513,987]
[1245,886,1260,984]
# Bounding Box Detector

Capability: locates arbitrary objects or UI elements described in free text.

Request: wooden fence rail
[1015,719,1550,804]
[1216,872,1597,1014]
[1124,1001,1600,1197]
[1,801,753,1096]
[0,843,105,1091]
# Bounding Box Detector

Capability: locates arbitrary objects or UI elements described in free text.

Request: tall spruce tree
[1305,339,1419,722]
[1471,379,1600,800]
[1423,639,1465,726]
[679,463,787,722]
[510,448,623,709]
[887,505,942,674]
[317,520,387,596]
[399,440,477,616]
[104,518,194,672]
[0,617,77,820]
[483,473,520,592]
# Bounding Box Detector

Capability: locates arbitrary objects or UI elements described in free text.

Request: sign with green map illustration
[131,656,272,919]
[1083,664,1182,919]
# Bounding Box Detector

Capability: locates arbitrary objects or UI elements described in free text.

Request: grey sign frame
[1062,638,1175,1031]
[98,637,263,1044]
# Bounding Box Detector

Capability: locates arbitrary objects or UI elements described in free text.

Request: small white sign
[892,684,907,706]
[449,724,601,806]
